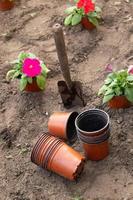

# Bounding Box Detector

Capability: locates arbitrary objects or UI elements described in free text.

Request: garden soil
[0,0,133,199]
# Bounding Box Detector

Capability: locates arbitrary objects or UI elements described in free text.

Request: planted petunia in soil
[98,66,133,108]
[64,0,101,30]
[0,0,14,11]
[6,52,49,92]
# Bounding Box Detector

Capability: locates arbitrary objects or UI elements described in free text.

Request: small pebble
[5,155,13,159]
[127,139,132,143]
[129,149,133,155]
[114,1,121,5]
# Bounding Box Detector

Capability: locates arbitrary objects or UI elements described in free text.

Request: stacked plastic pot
[75,109,110,161]
[31,109,110,181]
[31,112,85,181]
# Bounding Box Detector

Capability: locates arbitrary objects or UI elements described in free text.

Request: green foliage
[72,13,82,25]
[6,52,49,91]
[72,197,83,200]
[98,69,133,103]
[36,75,46,90]
[19,77,28,91]
[64,1,101,27]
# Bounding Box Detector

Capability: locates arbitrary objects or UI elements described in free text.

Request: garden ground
[0,0,133,199]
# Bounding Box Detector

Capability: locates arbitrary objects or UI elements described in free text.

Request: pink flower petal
[128,65,133,74]
[22,58,42,77]
[105,64,113,73]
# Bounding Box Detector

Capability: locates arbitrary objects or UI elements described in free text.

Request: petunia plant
[98,66,133,104]
[6,52,49,91]
[64,0,101,27]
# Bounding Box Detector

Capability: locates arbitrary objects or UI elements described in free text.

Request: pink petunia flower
[128,65,133,75]
[105,64,113,73]
[22,58,42,77]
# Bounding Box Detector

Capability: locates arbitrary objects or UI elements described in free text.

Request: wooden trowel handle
[53,23,73,91]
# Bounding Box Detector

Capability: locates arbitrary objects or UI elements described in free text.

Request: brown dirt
[0,0,133,199]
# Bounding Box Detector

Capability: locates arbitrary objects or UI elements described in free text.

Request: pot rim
[43,140,63,169]
[38,137,57,165]
[47,142,64,170]
[31,134,50,163]
[66,111,78,143]
[75,109,110,135]
[39,137,61,166]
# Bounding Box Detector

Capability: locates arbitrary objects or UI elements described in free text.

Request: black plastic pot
[75,109,110,137]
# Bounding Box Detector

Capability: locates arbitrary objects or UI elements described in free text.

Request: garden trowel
[53,23,85,108]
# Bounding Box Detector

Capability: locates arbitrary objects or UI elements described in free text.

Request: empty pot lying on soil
[48,112,78,143]
[31,133,85,180]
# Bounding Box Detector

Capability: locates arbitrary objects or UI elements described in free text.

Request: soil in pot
[81,17,96,31]
[0,0,14,11]
[108,96,131,109]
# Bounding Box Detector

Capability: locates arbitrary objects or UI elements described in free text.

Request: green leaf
[10,59,20,64]
[88,12,98,18]
[104,88,114,96]
[65,6,76,14]
[28,53,36,58]
[64,14,73,26]
[109,80,117,87]
[19,77,28,91]
[103,94,114,103]
[36,75,46,90]
[98,85,108,95]
[95,6,102,13]
[88,17,99,27]
[114,87,122,96]
[104,78,113,85]
[127,75,133,82]
[18,52,28,61]
[72,13,82,26]
[125,87,133,102]
[6,70,16,81]
[12,71,21,79]
[41,63,49,72]
[27,77,32,84]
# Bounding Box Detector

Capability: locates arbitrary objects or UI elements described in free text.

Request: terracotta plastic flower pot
[108,96,131,109]
[31,133,85,180]
[0,0,14,11]
[25,78,42,92]
[81,17,96,31]
[31,134,50,164]
[75,109,110,137]
[82,139,109,161]
[47,142,85,180]
[75,109,110,160]
[48,112,78,143]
